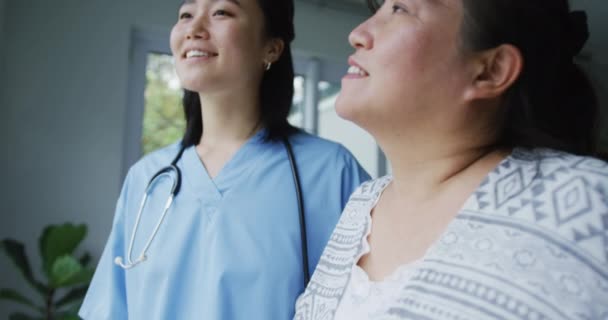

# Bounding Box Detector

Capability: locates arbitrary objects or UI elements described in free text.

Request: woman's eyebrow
[222,0,241,6]
[414,0,450,8]
[182,0,241,6]
[427,0,451,8]
[189,0,241,7]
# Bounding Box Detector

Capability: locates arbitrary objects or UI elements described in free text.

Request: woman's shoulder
[348,175,393,200]
[288,131,350,155]
[483,147,608,224]
[475,147,608,264]
[511,148,608,188]
[329,176,392,228]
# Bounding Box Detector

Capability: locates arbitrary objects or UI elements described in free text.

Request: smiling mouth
[347,65,369,77]
[184,50,218,59]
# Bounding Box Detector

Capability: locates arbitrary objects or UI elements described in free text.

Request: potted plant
[0,223,94,320]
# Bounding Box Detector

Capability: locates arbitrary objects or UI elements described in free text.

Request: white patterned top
[295,148,608,320]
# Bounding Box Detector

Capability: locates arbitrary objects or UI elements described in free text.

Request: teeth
[186,50,212,58]
[347,65,368,76]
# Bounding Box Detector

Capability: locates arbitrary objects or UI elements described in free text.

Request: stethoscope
[114,137,311,286]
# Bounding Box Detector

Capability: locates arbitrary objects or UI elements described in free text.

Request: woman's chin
[336,96,364,122]
[180,82,203,93]
[179,77,222,94]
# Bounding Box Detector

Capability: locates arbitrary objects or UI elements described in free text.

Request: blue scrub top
[79,130,370,320]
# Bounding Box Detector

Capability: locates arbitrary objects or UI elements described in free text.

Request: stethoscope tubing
[283,137,310,286]
[115,167,179,269]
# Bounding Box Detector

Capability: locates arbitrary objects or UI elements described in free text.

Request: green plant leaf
[54,301,83,320]
[39,223,87,277]
[0,240,47,295]
[9,312,44,320]
[0,288,40,310]
[53,310,80,320]
[63,268,94,288]
[49,256,94,288]
[54,285,88,309]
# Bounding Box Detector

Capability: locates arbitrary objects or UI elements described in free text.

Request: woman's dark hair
[181,0,298,147]
[368,0,600,156]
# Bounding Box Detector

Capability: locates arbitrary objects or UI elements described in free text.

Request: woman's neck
[197,90,262,148]
[374,99,507,203]
[378,126,506,205]
[193,90,263,179]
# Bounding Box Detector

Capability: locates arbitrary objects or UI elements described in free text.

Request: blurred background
[0,0,606,318]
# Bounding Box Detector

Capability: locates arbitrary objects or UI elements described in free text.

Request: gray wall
[0,0,606,318]
[0,0,364,317]
[294,1,364,62]
[0,0,132,316]
[0,0,4,64]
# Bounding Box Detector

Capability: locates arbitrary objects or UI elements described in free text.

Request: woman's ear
[264,38,285,64]
[463,44,523,101]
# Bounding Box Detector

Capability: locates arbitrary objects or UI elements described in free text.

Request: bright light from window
[142,53,185,155]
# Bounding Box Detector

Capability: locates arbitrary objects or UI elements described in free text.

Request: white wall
[0,0,366,318]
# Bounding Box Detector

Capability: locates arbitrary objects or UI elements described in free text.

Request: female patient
[295,0,607,319]
[80,0,368,319]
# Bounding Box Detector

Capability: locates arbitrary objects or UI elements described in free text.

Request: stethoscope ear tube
[283,137,310,287]
[150,166,181,196]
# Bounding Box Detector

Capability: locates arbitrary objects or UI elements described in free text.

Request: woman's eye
[179,12,192,19]
[391,5,407,13]
[213,9,231,17]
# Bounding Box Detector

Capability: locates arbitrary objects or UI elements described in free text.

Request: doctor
[79,0,369,318]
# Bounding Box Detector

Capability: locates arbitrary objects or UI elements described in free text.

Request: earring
[265,61,272,71]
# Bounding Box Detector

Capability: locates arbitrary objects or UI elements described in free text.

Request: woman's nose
[186,16,210,40]
[349,19,374,50]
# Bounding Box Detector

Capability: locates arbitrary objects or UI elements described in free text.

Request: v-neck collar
[181,129,268,199]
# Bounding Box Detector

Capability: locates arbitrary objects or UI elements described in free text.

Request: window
[142,53,184,155]
[288,75,306,128]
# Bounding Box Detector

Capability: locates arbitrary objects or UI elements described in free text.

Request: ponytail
[181,90,202,147]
